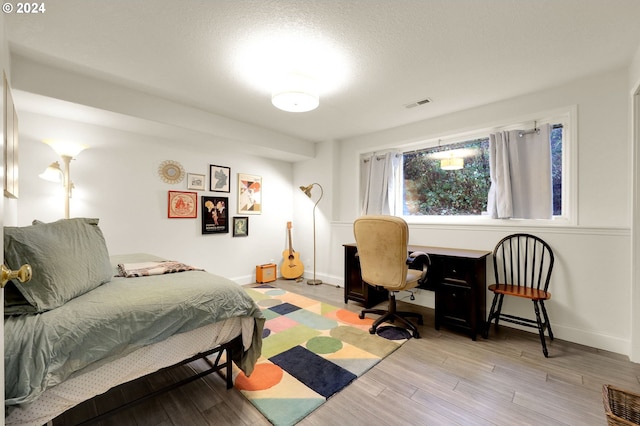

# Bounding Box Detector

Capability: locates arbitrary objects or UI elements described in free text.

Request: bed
[3,218,264,425]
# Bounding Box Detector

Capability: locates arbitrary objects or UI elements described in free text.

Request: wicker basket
[604,385,640,425]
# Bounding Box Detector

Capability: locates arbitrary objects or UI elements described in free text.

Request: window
[400,122,565,218]
[403,138,490,215]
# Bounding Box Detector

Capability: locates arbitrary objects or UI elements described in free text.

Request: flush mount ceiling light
[271,73,319,113]
[432,147,472,171]
[440,157,464,170]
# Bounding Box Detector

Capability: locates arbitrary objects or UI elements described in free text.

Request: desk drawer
[438,282,471,325]
[442,258,470,282]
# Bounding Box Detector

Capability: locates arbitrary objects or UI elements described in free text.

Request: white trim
[331,220,629,236]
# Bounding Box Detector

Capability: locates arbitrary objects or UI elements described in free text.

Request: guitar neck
[287,222,294,254]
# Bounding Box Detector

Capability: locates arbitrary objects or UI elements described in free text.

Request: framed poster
[202,196,229,234]
[187,173,205,190]
[233,216,249,237]
[238,173,262,214]
[210,165,231,192]
[168,191,197,218]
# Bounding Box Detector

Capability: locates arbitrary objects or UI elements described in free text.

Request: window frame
[391,106,577,227]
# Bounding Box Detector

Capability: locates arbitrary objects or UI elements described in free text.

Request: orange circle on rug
[235,363,283,391]
[335,308,373,325]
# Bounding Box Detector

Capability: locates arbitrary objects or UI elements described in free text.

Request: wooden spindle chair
[484,233,555,357]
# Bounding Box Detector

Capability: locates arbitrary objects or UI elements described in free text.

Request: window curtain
[360,151,400,215]
[487,123,552,219]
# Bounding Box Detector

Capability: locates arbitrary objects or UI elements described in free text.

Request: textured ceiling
[6,0,640,144]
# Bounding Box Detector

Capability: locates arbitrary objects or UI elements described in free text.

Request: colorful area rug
[234,284,411,426]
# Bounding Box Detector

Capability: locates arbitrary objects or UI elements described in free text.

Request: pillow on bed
[4,218,112,314]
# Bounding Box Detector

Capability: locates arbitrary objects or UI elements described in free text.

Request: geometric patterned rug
[233,284,412,426]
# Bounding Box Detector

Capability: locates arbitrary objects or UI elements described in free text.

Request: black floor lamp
[299,183,323,285]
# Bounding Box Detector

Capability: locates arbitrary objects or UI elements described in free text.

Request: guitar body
[281,222,304,279]
[281,248,304,279]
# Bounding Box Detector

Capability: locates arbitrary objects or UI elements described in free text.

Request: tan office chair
[354,215,429,338]
[484,233,555,357]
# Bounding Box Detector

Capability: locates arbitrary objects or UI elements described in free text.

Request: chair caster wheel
[369,327,376,334]
[359,313,365,319]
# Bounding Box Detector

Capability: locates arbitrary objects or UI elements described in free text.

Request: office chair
[484,233,555,357]
[353,215,429,338]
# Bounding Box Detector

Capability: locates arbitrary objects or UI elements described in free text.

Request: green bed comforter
[4,254,264,407]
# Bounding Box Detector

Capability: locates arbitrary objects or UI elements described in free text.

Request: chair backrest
[493,233,554,292]
[353,215,409,290]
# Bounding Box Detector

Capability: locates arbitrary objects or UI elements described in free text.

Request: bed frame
[72,335,242,425]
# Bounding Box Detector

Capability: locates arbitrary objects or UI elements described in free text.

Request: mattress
[6,316,253,426]
[5,254,264,408]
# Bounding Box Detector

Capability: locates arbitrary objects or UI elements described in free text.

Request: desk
[343,243,490,340]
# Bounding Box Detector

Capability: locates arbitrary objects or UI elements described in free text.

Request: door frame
[631,83,640,363]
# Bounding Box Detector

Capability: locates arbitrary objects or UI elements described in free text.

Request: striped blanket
[117,261,203,278]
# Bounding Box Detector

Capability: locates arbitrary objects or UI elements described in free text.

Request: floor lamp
[299,183,323,285]
[38,140,87,219]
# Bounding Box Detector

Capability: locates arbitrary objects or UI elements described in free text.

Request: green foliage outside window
[403,138,491,215]
[402,126,563,216]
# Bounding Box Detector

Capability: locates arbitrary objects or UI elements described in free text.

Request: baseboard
[487,320,631,358]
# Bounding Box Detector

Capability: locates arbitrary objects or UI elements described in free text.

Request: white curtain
[487,123,552,219]
[360,151,400,215]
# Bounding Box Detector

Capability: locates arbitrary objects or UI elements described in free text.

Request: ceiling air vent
[404,97,432,109]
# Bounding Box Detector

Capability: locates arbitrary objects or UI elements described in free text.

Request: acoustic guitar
[281,221,304,279]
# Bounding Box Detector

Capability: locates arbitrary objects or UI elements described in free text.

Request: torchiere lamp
[38,139,88,219]
[299,182,323,285]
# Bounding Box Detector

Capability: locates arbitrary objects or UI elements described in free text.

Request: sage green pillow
[4,218,112,314]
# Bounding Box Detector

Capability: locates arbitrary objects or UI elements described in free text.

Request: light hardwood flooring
[52,279,640,425]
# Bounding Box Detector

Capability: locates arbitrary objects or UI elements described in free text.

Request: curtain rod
[518,128,540,137]
[518,122,563,138]
[362,152,401,163]
[518,121,539,137]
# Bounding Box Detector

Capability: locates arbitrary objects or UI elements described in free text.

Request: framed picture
[201,196,229,234]
[232,216,249,237]
[187,173,205,190]
[210,165,231,192]
[238,173,262,214]
[168,191,197,218]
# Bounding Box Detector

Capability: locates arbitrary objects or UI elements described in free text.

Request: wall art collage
[162,161,258,236]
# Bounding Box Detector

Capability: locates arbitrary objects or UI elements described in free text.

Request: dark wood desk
[343,243,490,340]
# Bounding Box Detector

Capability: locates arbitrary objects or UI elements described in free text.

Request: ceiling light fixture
[440,156,464,171]
[272,73,319,113]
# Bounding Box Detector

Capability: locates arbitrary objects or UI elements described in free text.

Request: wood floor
[52,279,640,426]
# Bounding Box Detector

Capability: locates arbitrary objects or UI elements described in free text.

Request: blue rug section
[269,302,302,316]
[270,345,357,398]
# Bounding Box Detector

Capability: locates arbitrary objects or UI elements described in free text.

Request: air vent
[404,97,432,109]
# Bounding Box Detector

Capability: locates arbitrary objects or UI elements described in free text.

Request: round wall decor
[158,160,185,184]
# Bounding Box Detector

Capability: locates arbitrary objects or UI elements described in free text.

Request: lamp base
[307,279,323,286]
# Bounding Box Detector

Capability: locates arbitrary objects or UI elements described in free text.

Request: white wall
[315,67,634,355]
[10,61,637,356]
[16,112,295,284]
